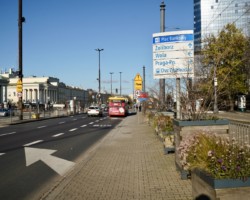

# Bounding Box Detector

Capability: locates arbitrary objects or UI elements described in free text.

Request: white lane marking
[93,124,99,127]
[23,140,43,147]
[89,122,94,125]
[82,116,87,119]
[101,124,112,127]
[52,133,65,137]
[81,125,87,127]
[69,128,77,132]
[72,119,77,121]
[37,126,46,129]
[0,153,6,156]
[58,121,65,124]
[0,132,16,137]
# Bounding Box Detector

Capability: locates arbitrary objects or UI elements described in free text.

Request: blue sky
[0,0,193,95]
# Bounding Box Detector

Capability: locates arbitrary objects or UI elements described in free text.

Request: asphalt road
[0,113,122,200]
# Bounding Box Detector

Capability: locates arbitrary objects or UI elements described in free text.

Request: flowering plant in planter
[178,132,250,179]
[145,111,155,125]
[153,113,173,133]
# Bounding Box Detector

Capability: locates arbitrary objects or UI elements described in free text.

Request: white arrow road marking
[52,133,64,137]
[69,128,77,132]
[24,147,75,176]
[23,140,43,146]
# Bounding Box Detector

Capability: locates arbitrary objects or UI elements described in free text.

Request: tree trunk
[229,94,234,111]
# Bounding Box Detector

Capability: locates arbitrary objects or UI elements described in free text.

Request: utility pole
[159,1,166,106]
[110,72,114,95]
[18,0,25,120]
[119,72,122,96]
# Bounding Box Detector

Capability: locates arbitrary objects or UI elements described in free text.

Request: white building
[0,69,89,107]
[0,75,8,105]
[7,76,59,105]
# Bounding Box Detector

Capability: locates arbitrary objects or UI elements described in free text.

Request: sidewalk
[41,113,192,200]
[216,111,250,123]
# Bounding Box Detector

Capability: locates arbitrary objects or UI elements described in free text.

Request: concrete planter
[173,119,229,127]
[155,130,175,154]
[174,119,229,180]
[163,134,175,154]
[192,169,250,200]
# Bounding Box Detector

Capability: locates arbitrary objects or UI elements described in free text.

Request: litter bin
[32,113,40,119]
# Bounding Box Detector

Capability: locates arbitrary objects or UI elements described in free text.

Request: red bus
[108,96,129,117]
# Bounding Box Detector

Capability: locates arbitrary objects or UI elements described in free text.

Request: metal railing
[229,122,250,146]
[0,108,84,126]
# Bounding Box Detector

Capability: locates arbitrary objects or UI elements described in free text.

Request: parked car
[101,104,108,112]
[0,109,15,117]
[87,106,103,117]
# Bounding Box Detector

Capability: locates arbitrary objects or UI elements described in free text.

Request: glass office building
[194,0,250,52]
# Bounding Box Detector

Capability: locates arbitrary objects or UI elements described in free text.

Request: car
[87,106,103,117]
[101,104,108,112]
[0,108,15,117]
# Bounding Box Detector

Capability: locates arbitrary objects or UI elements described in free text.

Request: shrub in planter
[146,111,155,126]
[153,113,175,154]
[178,132,250,179]
[178,132,250,199]
[154,113,173,133]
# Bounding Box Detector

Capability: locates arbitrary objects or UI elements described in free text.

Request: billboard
[152,30,194,79]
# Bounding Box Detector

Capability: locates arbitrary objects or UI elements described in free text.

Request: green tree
[201,23,249,111]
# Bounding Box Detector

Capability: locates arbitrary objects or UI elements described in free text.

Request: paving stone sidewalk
[41,113,192,200]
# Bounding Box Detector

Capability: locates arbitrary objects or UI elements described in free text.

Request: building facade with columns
[0,75,9,106]
[0,69,89,107]
[7,76,59,105]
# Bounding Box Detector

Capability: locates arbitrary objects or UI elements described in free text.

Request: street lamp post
[214,65,218,114]
[110,72,114,95]
[18,0,25,120]
[159,1,166,106]
[119,72,122,96]
[95,48,104,94]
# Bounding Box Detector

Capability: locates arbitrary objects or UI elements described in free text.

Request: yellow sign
[17,79,22,85]
[134,73,143,91]
[16,79,23,92]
